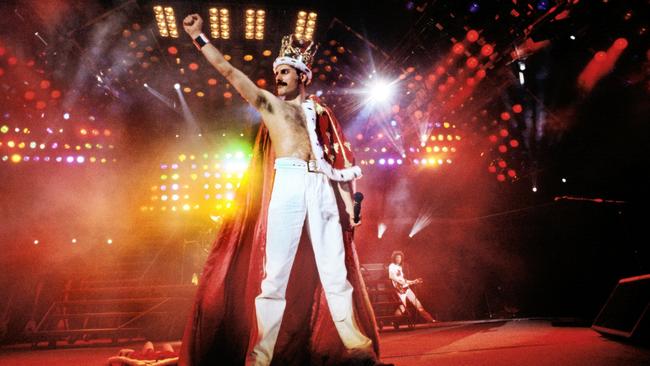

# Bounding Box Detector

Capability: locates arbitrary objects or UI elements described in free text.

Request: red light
[466,57,479,69]
[427,74,436,82]
[498,160,507,168]
[104,129,111,136]
[51,90,61,99]
[446,76,456,84]
[488,135,498,143]
[476,69,487,79]
[594,51,607,62]
[466,77,476,86]
[40,80,51,89]
[488,166,497,173]
[223,91,232,99]
[438,84,447,92]
[499,129,509,137]
[8,56,17,65]
[509,139,519,148]
[452,43,464,55]
[435,66,445,75]
[498,145,508,153]
[467,30,479,43]
[613,38,628,50]
[189,62,199,71]
[507,169,517,178]
[256,79,267,87]
[24,91,36,101]
[167,46,178,55]
[481,44,494,57]
[0,47,5,56]
[208,78,218,86]
[35,101,47,110]
[500,112,511,121]
[496,174,506,182]
[512,104,523,113]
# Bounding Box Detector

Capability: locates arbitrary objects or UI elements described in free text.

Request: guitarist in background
[388,251,437,323]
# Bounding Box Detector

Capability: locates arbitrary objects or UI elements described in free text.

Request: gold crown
[277,34,318,69]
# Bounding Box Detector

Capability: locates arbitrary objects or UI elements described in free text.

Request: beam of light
[144,83,176,110]
[366,78,395,104]
[578,38,627,92]
[377,223,387,239]
[175,87,201,135]
[408,208,434,238]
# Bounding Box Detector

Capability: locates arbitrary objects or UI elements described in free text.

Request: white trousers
[248,158,372,366]
[398,288,423,310]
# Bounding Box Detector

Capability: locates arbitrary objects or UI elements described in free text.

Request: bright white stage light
[377,223,387,239]
[367,79,393,103]
[63,113,70,120]
[144,83,149,88]
[174,83,181,90]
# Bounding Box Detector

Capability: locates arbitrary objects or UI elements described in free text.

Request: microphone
[353,192,364,224]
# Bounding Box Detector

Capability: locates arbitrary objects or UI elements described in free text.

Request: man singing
[180,14,387,366]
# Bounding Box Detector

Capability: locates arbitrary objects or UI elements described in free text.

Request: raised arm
[182,14,275,108]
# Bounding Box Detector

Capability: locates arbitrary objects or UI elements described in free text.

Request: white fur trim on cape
[302,99,362,182]
[273,57,313,82]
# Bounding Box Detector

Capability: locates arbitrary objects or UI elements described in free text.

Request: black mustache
[276,81,287,86]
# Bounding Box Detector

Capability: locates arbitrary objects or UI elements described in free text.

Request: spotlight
[63,113,70,120]
[107,239,113,244]
[144,83,149,88]
[174,83,181,90]
[378,223,387,239]
[367,79,394,103]
[532,186,538,192]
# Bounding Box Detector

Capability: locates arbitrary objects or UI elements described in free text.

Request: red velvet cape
[179,113,379,365]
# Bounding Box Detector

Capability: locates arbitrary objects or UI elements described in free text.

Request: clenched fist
[183,14,203,38]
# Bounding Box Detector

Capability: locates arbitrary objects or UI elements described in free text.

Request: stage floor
[1,319,648,365]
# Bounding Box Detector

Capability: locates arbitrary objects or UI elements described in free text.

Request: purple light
[66,156,74,163]
[160,185,167,191]
[413,159,419,164]
[160,164,169,169]
[469,2,480,13]
[171,164,179,169]
[379,158,386,165]
[397,159,403,165]
[387,158,395,165]
[51,142,58,148]
[55,157,62,162]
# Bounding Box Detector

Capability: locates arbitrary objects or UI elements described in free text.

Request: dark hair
[391,251,405,264]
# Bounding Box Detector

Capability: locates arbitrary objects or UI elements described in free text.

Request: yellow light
[161,174,168,180]
[7,140,15,148]
[183,204,191,211]
[262,49,272,56]
[10,154,21,163]
[171,174,179,180]
[179,154,186,162]
[107,239,113,244]
[244,54,253,61]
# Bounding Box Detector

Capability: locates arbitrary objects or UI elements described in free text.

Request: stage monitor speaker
[592,274,650,342]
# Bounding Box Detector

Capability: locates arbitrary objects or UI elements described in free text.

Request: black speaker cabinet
[592,274,650,342]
